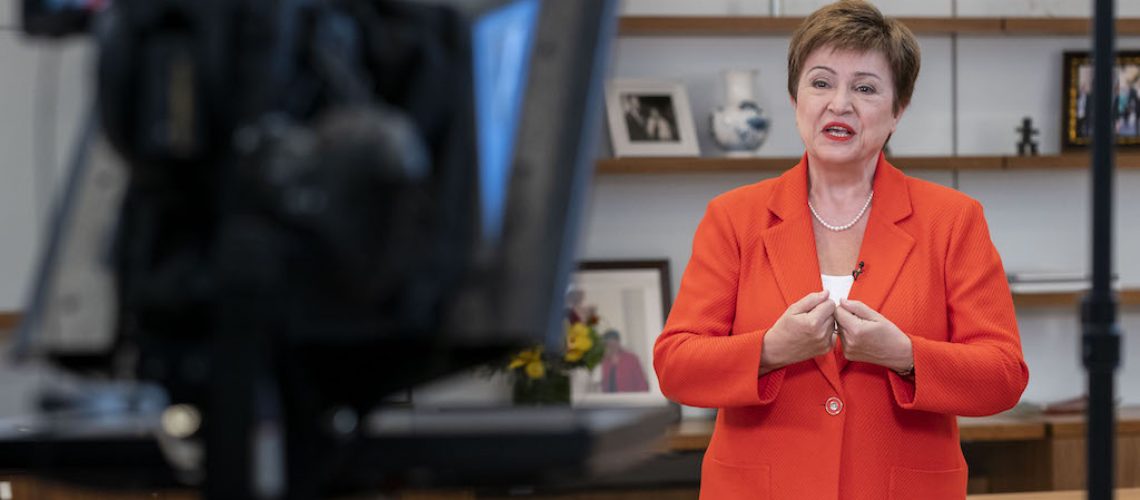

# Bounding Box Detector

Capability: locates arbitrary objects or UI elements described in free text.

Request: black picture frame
[1062,50,1140,150]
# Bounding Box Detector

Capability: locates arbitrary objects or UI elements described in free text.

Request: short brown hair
[787,0,920,115]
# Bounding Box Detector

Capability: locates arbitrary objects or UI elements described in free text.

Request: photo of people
[563,286,650,395]
[1065,52,1140,147]
[1075,64,1092,139]
[620,93,681,142]
[567,261,671,404]
[599,329,650,393]
[1115,64,1140,137]
[605,80,699,156]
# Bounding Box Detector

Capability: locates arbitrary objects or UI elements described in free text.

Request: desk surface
[967,488,1140,499]
[668,407,1140,451]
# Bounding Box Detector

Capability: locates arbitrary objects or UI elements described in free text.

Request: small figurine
[1016,116,1039,156]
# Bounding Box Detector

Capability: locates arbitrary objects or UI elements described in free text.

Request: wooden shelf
[1013,289,1140,307]
[597,157,797,174]
[897,156,1006,170]
[0,312,20,331]
[618,16,1140,37]
[596,154,1140,174]
[1005,153,1140,169]
[618,16,1002,36]
[1003,17,1140,36]
[958,413,1048,442]
[1003,154,1091,170]
[1045,406,1140,439]
[619,16,807,37]
[596,156,997,174]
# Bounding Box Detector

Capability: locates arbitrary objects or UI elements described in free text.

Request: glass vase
[512,371,571,405]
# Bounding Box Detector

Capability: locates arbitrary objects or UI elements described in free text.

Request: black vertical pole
[1085,0,1121,499]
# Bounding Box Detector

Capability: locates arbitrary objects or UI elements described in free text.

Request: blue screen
[472,0,539,245]
[44,0,107,11]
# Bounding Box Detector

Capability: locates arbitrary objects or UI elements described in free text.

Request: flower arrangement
[506,308,606,405]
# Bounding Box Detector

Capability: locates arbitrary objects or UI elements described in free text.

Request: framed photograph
[1062,50,1140,149]
[605,79,700,157]
[566,260,672,406]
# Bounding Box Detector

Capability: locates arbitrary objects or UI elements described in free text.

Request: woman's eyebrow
[808,66,883,81]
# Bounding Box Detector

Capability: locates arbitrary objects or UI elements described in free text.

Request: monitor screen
[471,0,539,246]
[21,0,109,36]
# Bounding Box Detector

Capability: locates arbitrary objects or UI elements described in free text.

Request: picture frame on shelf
[1062,50,1140,150]
[605,79,700,157]
[567,259,672,406]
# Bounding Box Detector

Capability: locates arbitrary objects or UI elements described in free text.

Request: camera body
[18,0,503,410]
[16,0,620,496]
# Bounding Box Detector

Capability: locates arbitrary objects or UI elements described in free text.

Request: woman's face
[792,47,903,167]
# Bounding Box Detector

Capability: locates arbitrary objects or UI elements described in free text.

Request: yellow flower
[565,323,594,363]
[508,348,539,369]
[525,360,545,379]
[510,348,546,380]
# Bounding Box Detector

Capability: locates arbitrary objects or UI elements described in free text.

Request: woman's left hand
[834,299,914,373]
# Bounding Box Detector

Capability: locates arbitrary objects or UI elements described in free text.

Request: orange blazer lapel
[834,155,915,372]
[760,157,844,396]
[848,154,915,315]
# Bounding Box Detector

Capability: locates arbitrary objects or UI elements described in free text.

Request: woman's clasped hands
[760,290,913,375]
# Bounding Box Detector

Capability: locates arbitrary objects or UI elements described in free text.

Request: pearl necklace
[808,190,874,232]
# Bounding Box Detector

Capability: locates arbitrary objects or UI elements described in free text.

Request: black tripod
[1085,1,1122,499]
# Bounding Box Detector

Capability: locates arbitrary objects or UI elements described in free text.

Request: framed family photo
[605,79,700,157]
[1062,50,1140,149]
[566,260,672,406]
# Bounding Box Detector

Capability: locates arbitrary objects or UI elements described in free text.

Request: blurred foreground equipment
[6,0,673,498]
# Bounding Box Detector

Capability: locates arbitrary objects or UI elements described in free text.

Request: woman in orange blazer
[653,2,1029,499]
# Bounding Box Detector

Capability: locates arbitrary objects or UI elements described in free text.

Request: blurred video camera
[15,0,618,497]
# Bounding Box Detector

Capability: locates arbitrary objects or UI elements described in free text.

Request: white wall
[0,0,91,310]
[0,8,98,418]
[584,0,1140,406]
[0,32,42,311]
[0,0,15,27]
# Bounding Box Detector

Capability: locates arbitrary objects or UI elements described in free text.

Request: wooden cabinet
[670,408,1140,494]
[0,475,195,500]
[1044,408,1140,490]
[962,408,1140,492]
[969,488,1140,499]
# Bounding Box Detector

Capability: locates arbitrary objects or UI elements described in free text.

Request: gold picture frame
[1062,50,1140,149]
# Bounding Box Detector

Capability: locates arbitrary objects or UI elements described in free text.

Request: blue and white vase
[710,69,770,157]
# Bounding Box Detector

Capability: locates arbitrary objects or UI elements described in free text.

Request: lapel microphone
[852,261,865,281]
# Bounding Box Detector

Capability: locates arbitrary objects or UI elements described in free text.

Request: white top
[821,274,854,306]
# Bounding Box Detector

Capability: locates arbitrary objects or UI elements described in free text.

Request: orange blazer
[654,154,1029,500]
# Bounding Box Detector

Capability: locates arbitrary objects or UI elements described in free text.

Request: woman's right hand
[759,290,837,375]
